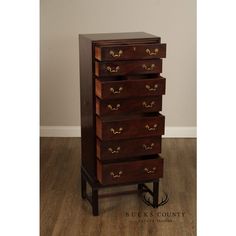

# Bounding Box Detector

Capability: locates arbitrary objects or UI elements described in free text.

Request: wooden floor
[40,138,196,236]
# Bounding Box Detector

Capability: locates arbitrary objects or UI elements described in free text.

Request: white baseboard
[163,127,196,138]
[40,126,196,138]
[40,126,81,137]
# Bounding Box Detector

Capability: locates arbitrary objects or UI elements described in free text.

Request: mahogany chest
[79,32,166,215]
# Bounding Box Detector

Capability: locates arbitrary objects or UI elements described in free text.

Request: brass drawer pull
[145,84,158,91]
[145,124,157,131]
[108,147,121,154]
[110,171,123,178]
[110,127,123,135]
[144,167,156,174]
[146,48,159,56]
[143,143,155,150]
[142,64,155,71]
[110,87,123,94]
[110,50,123,58]
[107,104,121,111]
[142,101,155,108]
[106,66,120,73]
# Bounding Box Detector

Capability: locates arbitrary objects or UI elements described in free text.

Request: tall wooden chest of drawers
[79,32,166,216]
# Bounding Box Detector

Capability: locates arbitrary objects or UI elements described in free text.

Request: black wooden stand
[81,167,164,216]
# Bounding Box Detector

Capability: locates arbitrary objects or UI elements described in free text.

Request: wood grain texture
[96,137,161,160]
[95,43,166,61]
[97,157,163,185]
[81,32,160,43]
[40,138,196,236]
[80,34,166,216]
[95,59,162,77]
[95,77,166,100]
[79,35,96,178]
[96,113,165,141]
[96,96,163,116]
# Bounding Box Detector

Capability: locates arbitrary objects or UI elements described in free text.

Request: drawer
[96,96,162,116]
[96,77,165,100]
[97,157,164,185]
[95,43,166,61]
[95,59,162,77]
[96,137,161,160]
[96,114,165,141]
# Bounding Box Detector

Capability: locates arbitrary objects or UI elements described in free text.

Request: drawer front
[96,77,165,100]
[95,43,166,61]
[96,137,161,160]
[95,59,162,77]
[97,157,163,185]
[96,114,165,141]
[96,96,162,116]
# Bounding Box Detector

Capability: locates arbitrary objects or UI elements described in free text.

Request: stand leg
[153,180,159,208]
[137,183,142,193]
[81,172,86,199]
[92,188,99,216]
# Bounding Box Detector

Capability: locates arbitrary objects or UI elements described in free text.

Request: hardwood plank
[40,138,196,236]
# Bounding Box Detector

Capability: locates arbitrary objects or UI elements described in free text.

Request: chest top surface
[79,32,161,44]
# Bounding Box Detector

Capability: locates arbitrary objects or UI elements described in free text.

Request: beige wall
[40,0,196,127]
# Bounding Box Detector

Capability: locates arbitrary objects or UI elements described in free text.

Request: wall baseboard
[40,126,81,137]
[40,126,196,138]
[163,127,196,138]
